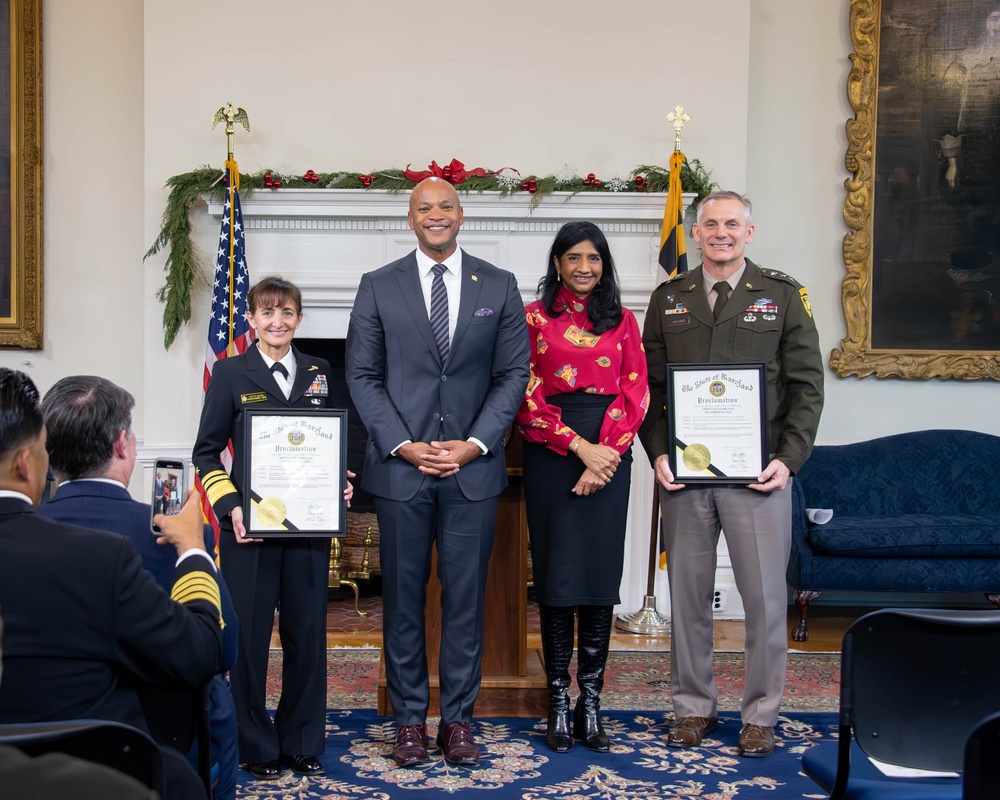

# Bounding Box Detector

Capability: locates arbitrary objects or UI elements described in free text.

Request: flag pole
[212,102,250,356]
[616,105,692,637]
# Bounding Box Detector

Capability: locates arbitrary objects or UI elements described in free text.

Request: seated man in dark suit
[38,374,240,800]
[0,614,160,800]
[0,367,227,800]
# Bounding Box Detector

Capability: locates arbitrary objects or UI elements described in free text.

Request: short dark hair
[247,276,303,315]
[537,221,623,334]
[0,368,43,460]
[41,376,135,481]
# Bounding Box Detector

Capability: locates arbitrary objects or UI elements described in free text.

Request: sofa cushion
[808,515,1000,557]
[797,430,1000,516]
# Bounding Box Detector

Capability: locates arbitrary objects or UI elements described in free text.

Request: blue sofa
[787,429,1000,641]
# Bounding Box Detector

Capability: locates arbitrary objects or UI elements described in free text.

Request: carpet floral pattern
[234,710,837,799]
[268,649,840,714]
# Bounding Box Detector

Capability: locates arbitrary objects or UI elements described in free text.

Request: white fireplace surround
[205,188,695,339]
[195,188,744,619]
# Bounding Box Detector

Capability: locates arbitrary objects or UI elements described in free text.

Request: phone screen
[151,459,186,533]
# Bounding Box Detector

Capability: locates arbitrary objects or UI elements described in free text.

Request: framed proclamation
[665,363,768,484]
[243,409,348,537]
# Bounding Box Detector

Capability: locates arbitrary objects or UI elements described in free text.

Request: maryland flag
[657,150,689,278]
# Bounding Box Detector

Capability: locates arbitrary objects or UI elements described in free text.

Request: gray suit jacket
[346,249,529,502]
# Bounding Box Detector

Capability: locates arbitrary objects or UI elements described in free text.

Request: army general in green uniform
[639,191,824,758]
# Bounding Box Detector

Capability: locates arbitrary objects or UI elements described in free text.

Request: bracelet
[570,438,581,454]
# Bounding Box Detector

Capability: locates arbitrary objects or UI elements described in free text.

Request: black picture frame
[243,408,348,537]
[665,362,768,484]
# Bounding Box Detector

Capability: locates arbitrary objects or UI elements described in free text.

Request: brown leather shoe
[738,724,775,757]
[392,723,430,767]
[436,721,480,766]
[666,715,719,747]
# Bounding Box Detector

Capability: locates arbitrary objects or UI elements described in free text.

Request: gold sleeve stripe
[201,470,237,506]
[171,571,223,627]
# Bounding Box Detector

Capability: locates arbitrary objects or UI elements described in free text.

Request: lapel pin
[471,275,479,282]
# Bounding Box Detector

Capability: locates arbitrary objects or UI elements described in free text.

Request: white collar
[416,247,463,277]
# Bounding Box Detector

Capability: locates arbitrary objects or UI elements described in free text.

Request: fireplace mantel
[206,189,694,339]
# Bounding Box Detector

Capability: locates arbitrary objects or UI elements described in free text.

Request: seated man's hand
[154,491,209,555]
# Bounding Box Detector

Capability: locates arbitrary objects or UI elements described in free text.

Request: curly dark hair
[536,221,622,334]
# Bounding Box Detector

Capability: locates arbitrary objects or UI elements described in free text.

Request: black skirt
[523,392,633,606]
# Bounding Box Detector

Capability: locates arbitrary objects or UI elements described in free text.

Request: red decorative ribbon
[403,158,490,185]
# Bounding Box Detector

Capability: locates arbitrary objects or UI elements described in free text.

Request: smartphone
[151,458,187,533]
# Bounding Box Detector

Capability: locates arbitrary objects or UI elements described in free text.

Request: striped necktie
[430,263,450,361]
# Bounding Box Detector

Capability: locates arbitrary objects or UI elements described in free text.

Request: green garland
[145,160,715,349]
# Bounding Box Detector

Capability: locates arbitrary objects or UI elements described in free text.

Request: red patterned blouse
[516,288,650,455]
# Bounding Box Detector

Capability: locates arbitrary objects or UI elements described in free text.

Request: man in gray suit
[346,177,529,768]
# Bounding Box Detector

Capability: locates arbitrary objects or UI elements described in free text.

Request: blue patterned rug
[234,709,836,798]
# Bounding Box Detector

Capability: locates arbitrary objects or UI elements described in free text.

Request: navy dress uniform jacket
[0,498,225,732]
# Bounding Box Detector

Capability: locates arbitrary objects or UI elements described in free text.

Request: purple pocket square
[474,308,494,317]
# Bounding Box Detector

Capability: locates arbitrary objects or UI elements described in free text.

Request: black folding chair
[802,608,1000,800]
[0,719,165,797]
[963,710,1000,800]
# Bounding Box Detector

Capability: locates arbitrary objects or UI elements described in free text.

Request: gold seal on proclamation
[256,496,287,527]
[682,444,712,472]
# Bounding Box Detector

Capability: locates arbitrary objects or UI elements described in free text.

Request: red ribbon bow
[403,158,490,185]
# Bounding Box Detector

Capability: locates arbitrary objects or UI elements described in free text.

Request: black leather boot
[573,604,613,752]
[540,604,575,753]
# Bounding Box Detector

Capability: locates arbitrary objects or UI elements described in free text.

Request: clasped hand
[571,440,620,495]
[400,440,481,479]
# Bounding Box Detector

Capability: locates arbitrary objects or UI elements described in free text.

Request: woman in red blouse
[516,221,649,754]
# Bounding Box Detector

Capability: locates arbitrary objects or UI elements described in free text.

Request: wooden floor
[279,588,861,653]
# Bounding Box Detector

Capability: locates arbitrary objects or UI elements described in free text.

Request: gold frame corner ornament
[0,0,42,349]
[831,0,1000,381]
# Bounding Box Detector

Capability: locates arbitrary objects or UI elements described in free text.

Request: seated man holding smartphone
[37,375,241,800]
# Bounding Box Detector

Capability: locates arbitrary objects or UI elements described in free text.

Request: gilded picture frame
[0,0,42,349]
[832,0,1000,380]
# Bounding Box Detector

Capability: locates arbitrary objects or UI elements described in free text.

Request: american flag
[205,160,253,389]
[197,159,253,533]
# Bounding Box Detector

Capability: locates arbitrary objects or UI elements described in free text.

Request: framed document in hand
[665,363,768,484]
[243,409,348,537]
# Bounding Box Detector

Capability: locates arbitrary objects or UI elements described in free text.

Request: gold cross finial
[667,105,691,151]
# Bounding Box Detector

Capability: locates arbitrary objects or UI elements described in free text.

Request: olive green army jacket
[639,259,824,475]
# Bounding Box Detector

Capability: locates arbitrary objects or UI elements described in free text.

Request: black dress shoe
[280,754,325,776]
[243,760,291,780]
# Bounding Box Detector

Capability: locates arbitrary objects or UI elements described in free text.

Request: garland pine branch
[146,160,715,349]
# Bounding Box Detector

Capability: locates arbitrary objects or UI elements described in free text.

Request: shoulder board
[759,267,801,287]
[658,273,685,288]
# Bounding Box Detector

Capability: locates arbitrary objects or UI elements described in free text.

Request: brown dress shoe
[392,723,430,767]
[738,723,775,757]
[666,715,719,747]
[436,721,480,766]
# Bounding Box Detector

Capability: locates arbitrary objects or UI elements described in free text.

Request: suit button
[433,413,440,420]
[441,375,448,382]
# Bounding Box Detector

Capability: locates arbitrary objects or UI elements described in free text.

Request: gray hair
[696,191,753,225]
[42,375,135,481]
